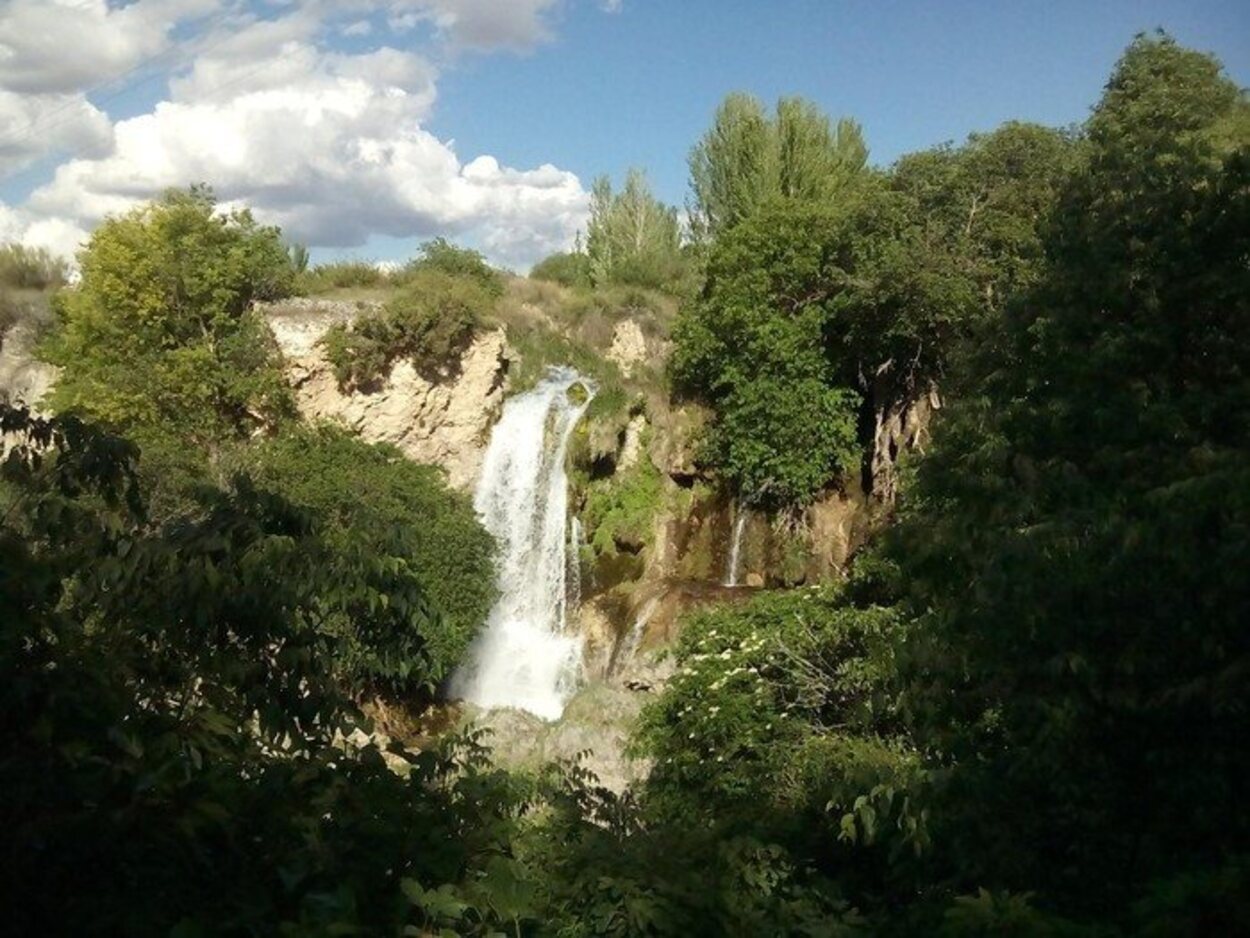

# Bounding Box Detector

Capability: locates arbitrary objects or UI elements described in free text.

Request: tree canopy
[688,93,868,240]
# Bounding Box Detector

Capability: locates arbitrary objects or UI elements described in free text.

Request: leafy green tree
[892,122,1075,317]
[891,33,1250,918]
[0,404,519,935]
[688,93,867,240]
[43,186,296,449]
[586,168,686,290]
[673,185,975,505]
[240,425,497,692]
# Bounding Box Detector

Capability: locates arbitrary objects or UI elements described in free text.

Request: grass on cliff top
[283,268,677,426]
[493,277,676,420]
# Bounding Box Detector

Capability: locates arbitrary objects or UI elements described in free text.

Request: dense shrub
[241,425,496,690]
[323,269,494,388]
[635,587,917,832]
[397,237,504,297]
[530,250,592,288]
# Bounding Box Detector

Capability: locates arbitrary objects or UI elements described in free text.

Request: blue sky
[1,0,1247,267]
[431,0,1250,208]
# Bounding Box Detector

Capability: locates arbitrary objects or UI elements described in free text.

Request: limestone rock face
[0,323,59,411]
[649,402,707,483]
[607,319,647,377]
[869,382,941,504]
[616,412,646,473]
[264,300,508,491]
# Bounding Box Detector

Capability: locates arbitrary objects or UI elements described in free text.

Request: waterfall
[724,506,747,587]
[612,595,661,673]
[451,367,593,721]
[567,516,584,617]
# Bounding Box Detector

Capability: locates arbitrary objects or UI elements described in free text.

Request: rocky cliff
[264,299,509,491]
[0,322,58,412]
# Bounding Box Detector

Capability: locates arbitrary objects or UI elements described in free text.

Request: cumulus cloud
[0,90,114,177]
[0,0,216,95]
[1,0,605,268]
[0,0,219,174]
[385,0,561,51]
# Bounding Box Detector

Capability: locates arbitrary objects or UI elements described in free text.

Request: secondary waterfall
[724,506,747,587]
[451,367,593,720]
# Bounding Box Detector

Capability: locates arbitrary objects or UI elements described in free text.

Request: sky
[1,0,1247,270]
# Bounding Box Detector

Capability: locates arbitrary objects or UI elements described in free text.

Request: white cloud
[1,0,605,269]
[0,0,219,174]
[0,90,114,176]
[0,0,207,95]
[385,0,561,51]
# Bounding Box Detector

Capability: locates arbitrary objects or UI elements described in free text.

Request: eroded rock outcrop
[264,299,509,491]
[0,323,58,411]
[607,319,647,377]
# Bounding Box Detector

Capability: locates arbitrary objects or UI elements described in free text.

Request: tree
[530,249,592,288]
[892,33,1250,918]
[892,122,1075,318]
[688,93,867,241]
[43,186,296,451]
[673,184,975,506]
[399,236,504,297]
[0,243,69,289]
[586,168,685,290]
[671,202,861,506]
[0,404,488,934]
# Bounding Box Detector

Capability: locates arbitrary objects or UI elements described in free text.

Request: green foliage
[710,373,860,507]
[295,258,389,293]
[674,176,985,504]
[672,202,863,505]
[0,242,69,289]
[887,31,1250,918]
[688,93,867,240]
[586,169,688,291]
[42,186,296,452]
[323,268,495,388]
[286,241,310,274]
[0,404,525,935]
[582,450,662,560]
[399,236,505,297]
[635,589,918,835]
[239,425,497,692]
[892,122,1075,317]
[531,249,593,288]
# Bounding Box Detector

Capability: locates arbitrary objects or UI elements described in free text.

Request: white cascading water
[724,507,747,587]
[451,367,593,720]
[612,595,661,673]
[567,516,584,615]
